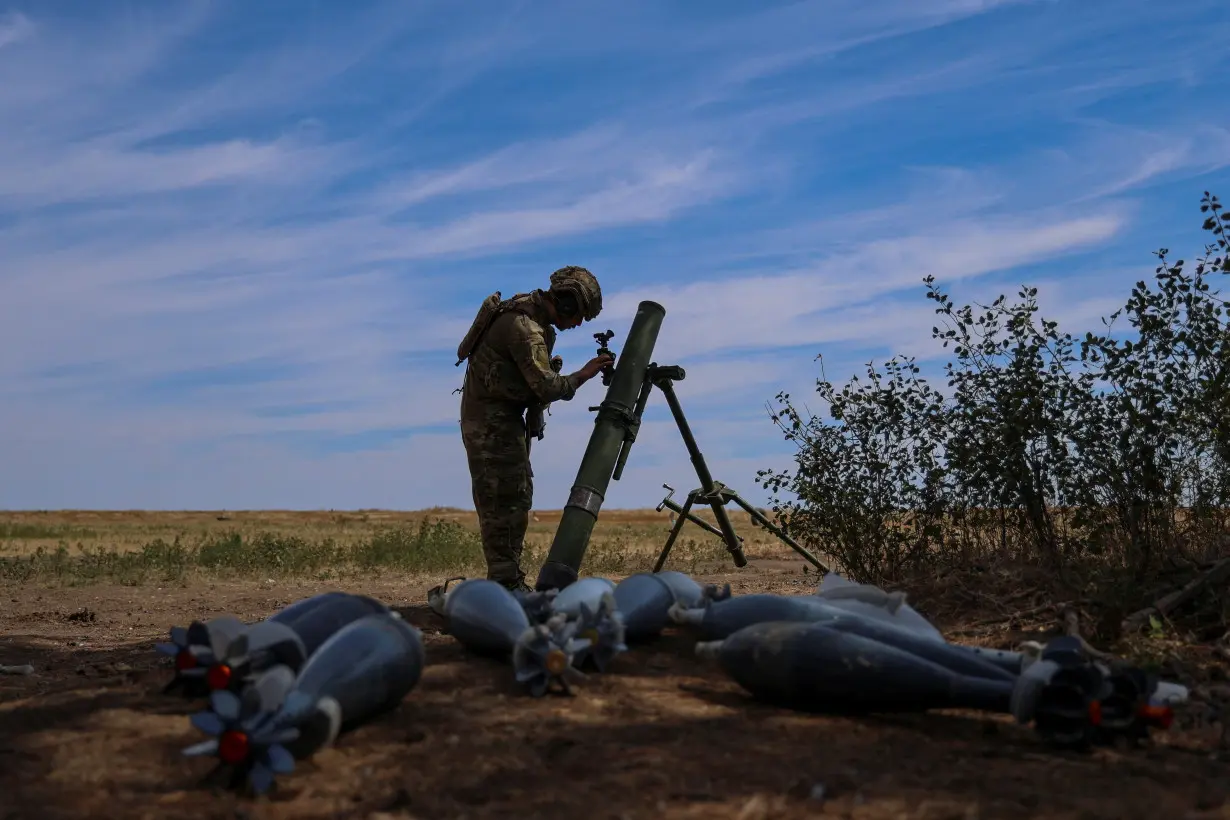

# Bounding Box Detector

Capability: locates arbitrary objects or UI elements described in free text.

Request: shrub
[758,192,1230,601]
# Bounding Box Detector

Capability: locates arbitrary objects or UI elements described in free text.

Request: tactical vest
[456,291,537,366]
[455,291,556,395]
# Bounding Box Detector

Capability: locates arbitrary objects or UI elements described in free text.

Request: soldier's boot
[486,559,528,593]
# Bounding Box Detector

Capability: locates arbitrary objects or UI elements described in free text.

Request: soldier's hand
[550,355,564,373]
[580,353,615,380]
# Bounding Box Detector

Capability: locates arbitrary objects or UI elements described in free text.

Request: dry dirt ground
[1,523,1229,818]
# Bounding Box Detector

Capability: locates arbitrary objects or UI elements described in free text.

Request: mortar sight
[593,329,616,386]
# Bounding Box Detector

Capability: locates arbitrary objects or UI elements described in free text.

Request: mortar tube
[535,300,667,591]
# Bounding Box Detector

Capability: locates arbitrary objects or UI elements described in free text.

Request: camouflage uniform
[458,269,603,589]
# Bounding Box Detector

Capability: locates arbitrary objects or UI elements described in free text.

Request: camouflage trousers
[460,401,533,589]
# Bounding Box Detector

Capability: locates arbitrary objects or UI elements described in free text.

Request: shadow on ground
[2,604,1228,820]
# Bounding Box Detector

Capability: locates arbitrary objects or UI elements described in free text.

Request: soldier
[455,266,615,591]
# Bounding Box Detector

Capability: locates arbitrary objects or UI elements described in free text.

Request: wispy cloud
[0,9,31,49]
[0,0,1227,510]
[589,211,1125,362]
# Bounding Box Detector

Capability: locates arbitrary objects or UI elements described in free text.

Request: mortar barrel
[534,300,667,591]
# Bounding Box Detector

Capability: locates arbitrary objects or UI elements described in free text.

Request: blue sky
[1,0,1228,511]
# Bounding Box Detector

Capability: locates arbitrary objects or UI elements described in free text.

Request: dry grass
[0,508,809,586]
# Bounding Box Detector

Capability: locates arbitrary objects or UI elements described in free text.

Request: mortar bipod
[615,363,747,568]
[652,481,828,573]
[656,484,739,544]
[630,364,828,574]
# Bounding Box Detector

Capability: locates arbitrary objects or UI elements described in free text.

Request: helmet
[548,265,602,321]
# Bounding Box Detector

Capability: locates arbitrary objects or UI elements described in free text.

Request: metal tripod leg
[727,492,828,573]
[653,489,697,572]
[653,377,747,567]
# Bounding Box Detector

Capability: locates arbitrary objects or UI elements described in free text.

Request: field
[1,510,1228,820]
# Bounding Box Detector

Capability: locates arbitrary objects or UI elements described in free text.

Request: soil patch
[1,566,1226,819]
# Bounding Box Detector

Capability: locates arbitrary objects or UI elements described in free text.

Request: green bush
[351,519,483,573]
[758,192,1230,596]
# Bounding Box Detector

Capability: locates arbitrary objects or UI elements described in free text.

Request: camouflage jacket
[460,291,582,411]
